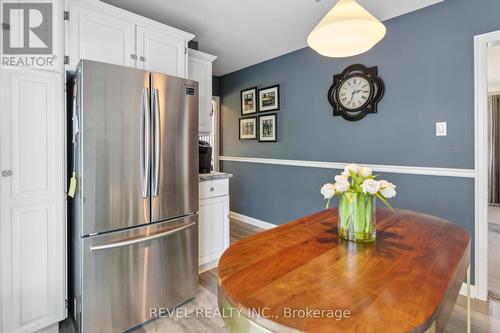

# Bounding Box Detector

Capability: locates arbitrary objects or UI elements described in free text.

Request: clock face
[337,76,372,110]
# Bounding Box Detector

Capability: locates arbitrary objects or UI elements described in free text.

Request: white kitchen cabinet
[66,0,194,77]
[188,49,217,134]
[137,26,187,77]
[0,69,65,333]
[198,179,229,271]
[66,2,136,69]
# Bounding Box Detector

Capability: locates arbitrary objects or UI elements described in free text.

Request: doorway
[475,29,500,302]
[198,96,221,172]
[487,43,500,300]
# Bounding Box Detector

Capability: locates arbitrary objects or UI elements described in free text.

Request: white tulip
[380,187,397,198]
[335,179,350,193]
[362,179,380,195]
[379,180,396,189]
[359,166,372,178]
[335,175,349,183]
[379,180,397,198]
[320,183,336,199]
[342,163,361,176]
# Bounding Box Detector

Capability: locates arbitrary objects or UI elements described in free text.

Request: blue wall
[212,76,220,96]
[219,0,500,282]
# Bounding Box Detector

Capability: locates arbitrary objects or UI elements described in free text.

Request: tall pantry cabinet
[0,1,66,332]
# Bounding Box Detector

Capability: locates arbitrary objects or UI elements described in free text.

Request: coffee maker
[199,140,212,173]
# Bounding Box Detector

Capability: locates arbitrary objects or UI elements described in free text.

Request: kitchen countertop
[199,172,233,182]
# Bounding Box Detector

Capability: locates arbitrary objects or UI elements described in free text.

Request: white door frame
[474,29,500,301]
[212,96,221,171]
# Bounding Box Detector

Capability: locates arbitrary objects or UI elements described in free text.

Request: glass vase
[338,192,376,242]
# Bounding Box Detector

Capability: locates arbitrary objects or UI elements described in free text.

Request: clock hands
[349,91,355,103]
[349,89,363,104]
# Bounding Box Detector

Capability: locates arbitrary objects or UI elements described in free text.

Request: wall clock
[327,64,384,121]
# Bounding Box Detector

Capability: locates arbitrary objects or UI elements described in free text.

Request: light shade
[307,0,386,57]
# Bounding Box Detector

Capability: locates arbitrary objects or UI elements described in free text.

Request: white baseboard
[460,283,476,299]
[199,260,218,274]
[229,211,276,230]
[231,211,478,299]
[35,323,59,333]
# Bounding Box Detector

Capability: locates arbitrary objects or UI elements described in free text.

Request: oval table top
[218,209,470,333]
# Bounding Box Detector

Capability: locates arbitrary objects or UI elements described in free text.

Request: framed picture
[258,85,280,112]
[239,117,257,140]
[241,87,258,115]
[258,114,277,142]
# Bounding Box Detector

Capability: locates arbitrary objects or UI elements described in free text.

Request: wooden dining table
[217,208,471,333]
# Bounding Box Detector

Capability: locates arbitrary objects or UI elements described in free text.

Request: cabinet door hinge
[64,11,70,21]
[64,56,70,65]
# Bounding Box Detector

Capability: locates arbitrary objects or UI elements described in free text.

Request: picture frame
[239,117,257,140]
[241,87,258,115]
[258,114,277,142]
[258,85,280,112]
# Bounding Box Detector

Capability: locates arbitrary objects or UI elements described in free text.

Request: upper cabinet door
[188,49,217,134]
[137,26,187,78]
[67,2,136,69]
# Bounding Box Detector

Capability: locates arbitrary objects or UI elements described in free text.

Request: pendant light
[307,0,386,57]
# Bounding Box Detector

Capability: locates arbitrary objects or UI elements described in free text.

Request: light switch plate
[436,122,447,136]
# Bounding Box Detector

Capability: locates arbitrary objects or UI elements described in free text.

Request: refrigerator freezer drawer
[79,215,198,333]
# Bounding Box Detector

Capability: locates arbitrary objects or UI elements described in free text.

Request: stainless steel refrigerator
[69,60,199,333]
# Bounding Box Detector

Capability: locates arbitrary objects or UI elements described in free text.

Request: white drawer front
[199,179,229,200]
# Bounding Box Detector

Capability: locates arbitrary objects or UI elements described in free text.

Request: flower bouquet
[320,164,396,243]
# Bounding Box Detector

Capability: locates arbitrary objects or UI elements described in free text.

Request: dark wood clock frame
[327,64,385,121]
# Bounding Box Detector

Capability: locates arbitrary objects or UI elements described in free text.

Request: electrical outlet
[436,122,447,136]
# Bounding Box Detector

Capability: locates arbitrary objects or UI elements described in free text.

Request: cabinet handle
[1,170,12,177]
[139,56,146,62]
[130,54,137,60]
[210,187,215,192]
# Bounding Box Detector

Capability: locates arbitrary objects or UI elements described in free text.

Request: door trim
[212,96,220,172]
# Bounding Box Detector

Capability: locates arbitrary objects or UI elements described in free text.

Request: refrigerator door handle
[152,88,160,197]
[90,221,196,251]
[140,87,150,198]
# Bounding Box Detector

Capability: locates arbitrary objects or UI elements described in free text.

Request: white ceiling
[101,0,444,76]
[489,45,500,93]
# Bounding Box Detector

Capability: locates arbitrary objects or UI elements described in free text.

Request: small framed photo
[241,87,258,115]
[258,114,277,142]
[239,117,257,140]
[258,85,280,112]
